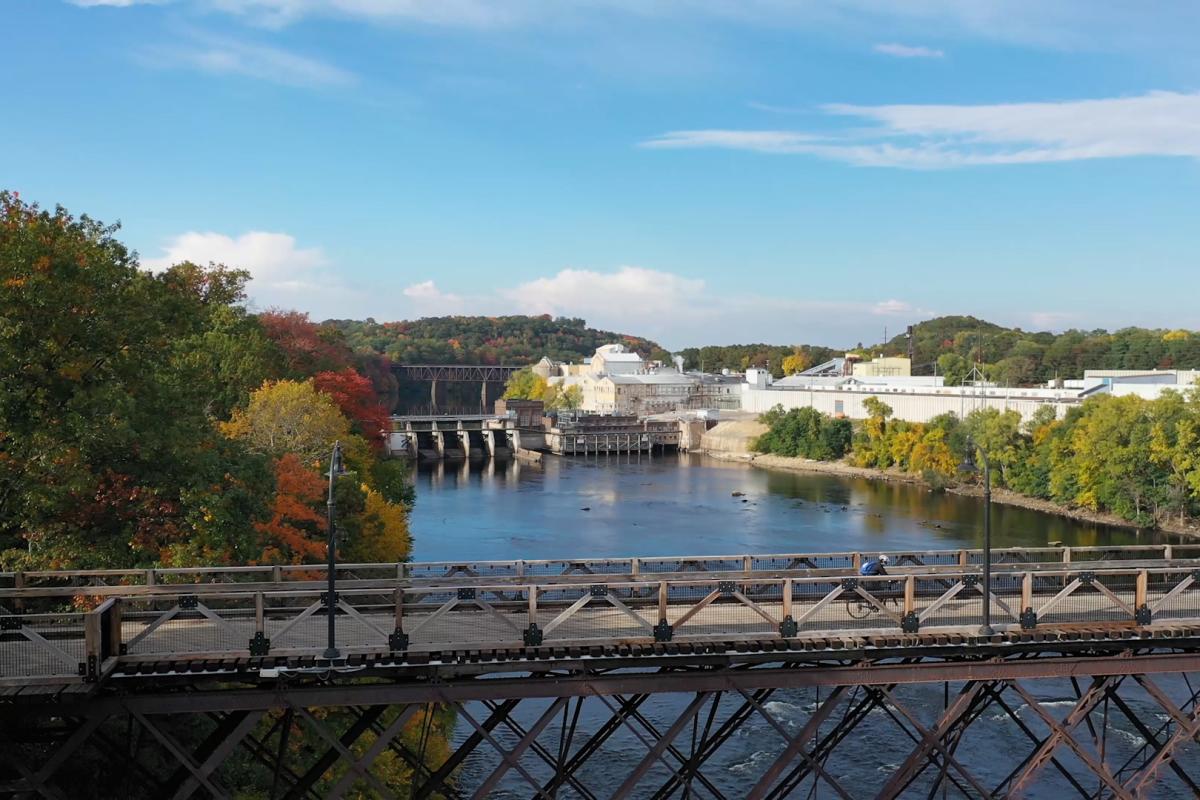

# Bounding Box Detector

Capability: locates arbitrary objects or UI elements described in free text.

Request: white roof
[596,352,643,362]
[608,373,697,385]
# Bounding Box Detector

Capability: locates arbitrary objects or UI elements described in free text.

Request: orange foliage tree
[256,454,327,563]
[314,368,391,448]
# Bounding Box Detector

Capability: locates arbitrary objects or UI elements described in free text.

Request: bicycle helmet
[878,554,890,565]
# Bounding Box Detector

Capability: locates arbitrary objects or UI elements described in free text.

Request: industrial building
[541,344,743,415]
[740,365,1198,423]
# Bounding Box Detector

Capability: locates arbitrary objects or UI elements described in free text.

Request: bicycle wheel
[845,598,872,619]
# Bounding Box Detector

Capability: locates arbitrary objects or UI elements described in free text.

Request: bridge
[3,544,1200,797]
[390,365,524,413]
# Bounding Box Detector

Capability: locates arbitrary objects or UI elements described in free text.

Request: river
[407,455,1186,799]
[409,453,1159,563]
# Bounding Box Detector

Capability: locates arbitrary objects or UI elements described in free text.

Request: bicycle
[845,583,902,619]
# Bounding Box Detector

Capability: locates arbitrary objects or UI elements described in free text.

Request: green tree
[502,368,548,400]
[0,193,276,569]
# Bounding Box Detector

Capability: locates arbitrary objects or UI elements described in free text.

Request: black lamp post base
[977,624,995,637]
[321,647,342,662]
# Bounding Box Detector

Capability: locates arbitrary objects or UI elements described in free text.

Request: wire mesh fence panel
[1035,576,1137,626]
[670,587,780,639]
[751,553,854,571]
[894,551,960,568]
[539,588,652,643]
[124,607,255,657]
[913,577,979,631]
[0,613,86,679]
[1150,572,1200,623]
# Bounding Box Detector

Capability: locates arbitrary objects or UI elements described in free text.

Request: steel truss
[3,652,1199,799]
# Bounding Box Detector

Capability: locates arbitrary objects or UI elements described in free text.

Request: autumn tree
[314,368,392,448]
[222,379,355,464]
[255,453,328,563]
[502,368,548,400]
[0,192,272,569]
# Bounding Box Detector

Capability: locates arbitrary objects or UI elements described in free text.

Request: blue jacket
[859,560,887,576]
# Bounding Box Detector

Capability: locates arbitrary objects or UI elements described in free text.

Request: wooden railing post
[1164,545,1173,561]
[13,571,24,613]
[658,581,668,624]
[1135,570,1148,623]
[1021,572,1033,626]
[108,599,123,657]
[851,553,862,572]
[903,576,915,617]
[631,558,640,576]
[255,592,265,635]
[782,579,793,620]
[958,550,969,567]
[145,569,156,586]
[271,565,282,583]
[742,555,752,574]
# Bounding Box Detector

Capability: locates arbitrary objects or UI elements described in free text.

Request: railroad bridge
[390,365,523,414]
[3,544,1200,798]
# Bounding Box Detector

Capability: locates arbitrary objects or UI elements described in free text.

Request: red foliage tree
[257,310,355,377]
[255,454,327,563]
[314,368,391,448]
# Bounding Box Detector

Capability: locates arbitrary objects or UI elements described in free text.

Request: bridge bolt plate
[779,616,798,638]
[962,575,980,588]
[0,616,22,630]
[457,588,477,601]
[589,584,608,598]
[901,612,920,634]
[1077,572,1095,585]
[840,578,859,591]
[389,630,410,652]
[718,581,736,596]
[178,595,199,610]
[654,620,673,642]
[249,632,270,656]
[1135,604,1152,625]
[523,623,543,647]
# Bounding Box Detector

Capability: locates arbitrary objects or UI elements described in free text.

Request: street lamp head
[327,440,347,479]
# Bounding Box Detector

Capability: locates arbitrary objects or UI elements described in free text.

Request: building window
[834,400,844,415]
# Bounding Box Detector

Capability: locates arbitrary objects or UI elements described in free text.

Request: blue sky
[5,1,1200,349]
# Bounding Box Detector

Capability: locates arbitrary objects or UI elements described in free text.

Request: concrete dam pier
[387,410,709,461]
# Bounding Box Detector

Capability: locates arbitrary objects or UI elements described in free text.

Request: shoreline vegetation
[700,398,1200,542]
[706,450,1199,537]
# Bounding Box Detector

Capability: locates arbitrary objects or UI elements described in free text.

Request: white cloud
[388,266,932,348]
[138,34,356,89]
[644,91,1200,168]
[402,280,465,313]
[873,42,944,58]
[143,230,372,315]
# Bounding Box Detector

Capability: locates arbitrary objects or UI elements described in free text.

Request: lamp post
[960,438,994,636]
[323,440,347,662]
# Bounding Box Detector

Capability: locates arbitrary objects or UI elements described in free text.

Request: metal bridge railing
[3,543,1197,593]
[2,563,1197,686]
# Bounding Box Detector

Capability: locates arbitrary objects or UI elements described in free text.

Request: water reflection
[408,453,1168,563]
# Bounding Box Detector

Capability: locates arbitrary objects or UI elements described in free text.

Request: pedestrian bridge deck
[2,544,1198,689]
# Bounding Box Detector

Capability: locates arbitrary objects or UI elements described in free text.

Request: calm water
[409,455,1189,798]
[408,452,1159,563]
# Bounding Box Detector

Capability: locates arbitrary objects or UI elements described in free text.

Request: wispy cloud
[644,91,1200,168]
[873,42,944,58]
[138,33,356,89]
[392,266,932,347]
[70,0,162,6]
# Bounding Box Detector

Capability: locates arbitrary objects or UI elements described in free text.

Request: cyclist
[859,554,890,577]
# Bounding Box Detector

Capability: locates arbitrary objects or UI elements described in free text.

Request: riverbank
[705,449,1200,539]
